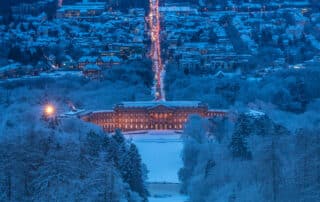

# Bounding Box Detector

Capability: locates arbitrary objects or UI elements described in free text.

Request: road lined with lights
[148,0,165,101]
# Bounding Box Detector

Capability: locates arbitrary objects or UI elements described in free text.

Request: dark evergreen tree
[86,130,102,156]
[112,129,125,145]
[273,124,289,136]
[121,143,148,201]
[230,114,252,160]
[110,129,127,169]
[254,115,272,136]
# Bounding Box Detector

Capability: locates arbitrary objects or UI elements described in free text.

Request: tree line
[0,117,148,201]
[179,113,320,202]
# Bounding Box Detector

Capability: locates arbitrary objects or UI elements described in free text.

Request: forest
[179,113,319,202]
[0,118,148,201]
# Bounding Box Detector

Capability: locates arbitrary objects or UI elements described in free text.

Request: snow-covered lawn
[125,130,187,202]
[125,130,183,183]
[148,183,187,202]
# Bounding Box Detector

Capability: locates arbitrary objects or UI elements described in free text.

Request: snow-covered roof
[100,56,121,63]
[246,110,265,118]
[118,101,203,108]
[62,109,86,117]
[0,63,22,73]
[91,110,114,113]
[79,56,98,63]
[83,64,101,71]
[159,6,198,14]
[57,2,105,12]
[109,42,144,48]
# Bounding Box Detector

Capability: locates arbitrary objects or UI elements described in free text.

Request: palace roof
[118,101,203,108]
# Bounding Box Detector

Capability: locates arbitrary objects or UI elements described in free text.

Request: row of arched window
[102,123,184,131]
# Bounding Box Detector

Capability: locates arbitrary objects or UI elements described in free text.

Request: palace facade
[81,101,227,132]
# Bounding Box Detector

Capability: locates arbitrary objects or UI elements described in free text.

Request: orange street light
[44,104,55,117]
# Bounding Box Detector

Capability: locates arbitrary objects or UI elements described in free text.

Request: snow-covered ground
[148,183,187,202]
[125,130,187,202]
[125,130,183,183]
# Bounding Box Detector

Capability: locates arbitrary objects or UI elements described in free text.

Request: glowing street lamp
[44,104,56,117]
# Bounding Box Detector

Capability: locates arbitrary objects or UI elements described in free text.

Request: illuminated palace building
[82,101,227,132]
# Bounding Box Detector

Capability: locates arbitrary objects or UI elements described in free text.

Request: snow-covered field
[125,130,183,183]
[148,183,187,202]
[125,130,187,202]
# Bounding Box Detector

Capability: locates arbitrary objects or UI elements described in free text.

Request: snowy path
[125,130,187,202]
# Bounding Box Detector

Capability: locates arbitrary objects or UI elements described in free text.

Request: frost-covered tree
[179,115,209,193]
[253,135,283,202]
[180,111,320,202]
[209,116,230,143]
[32,139,80,202]
[0,127,49,201]
[293,129,320,202]
[0,114,147,202]
[82,153,127,202]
